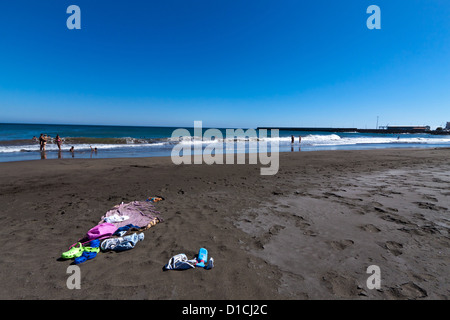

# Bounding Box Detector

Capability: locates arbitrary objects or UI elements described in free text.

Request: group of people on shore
[32,133,97,158]
[33,133,65,152]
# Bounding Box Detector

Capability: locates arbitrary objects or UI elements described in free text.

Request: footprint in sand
[321,271,359,297]
[374,207,387,213]
[422,195,438,202]
[323,192,344,199]
[359,224,381,233]
[293,215,310,229]
[414,202,447,211]
[389,282,428,299]
[384,241,403,256]
[268,224,285,236]
[380,214,411,226]
[330,239,354,251]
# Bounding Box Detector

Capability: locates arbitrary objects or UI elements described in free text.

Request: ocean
[1,123,450,162]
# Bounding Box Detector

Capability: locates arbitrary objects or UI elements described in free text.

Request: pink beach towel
[99,201,163,229]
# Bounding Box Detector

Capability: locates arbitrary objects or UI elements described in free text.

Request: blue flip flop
[89,239,100,248]
[74,251,98,264]
[73,255,87,264]
[73,245,100,264]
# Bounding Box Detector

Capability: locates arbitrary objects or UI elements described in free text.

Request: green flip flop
[83,246,100,254]
[61,242,84,259]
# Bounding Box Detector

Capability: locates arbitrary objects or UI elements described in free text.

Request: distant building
[386,125,430,132]
[446,122,450,131]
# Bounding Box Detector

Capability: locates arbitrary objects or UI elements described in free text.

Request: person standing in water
[39,134,47,151]
[55,134,62,151]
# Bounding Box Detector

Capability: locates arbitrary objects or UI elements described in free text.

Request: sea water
[1,123,449,162]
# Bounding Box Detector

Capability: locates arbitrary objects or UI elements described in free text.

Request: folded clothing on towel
[101,232,145,252]
[113,224,142,237]
[104,214,130,224]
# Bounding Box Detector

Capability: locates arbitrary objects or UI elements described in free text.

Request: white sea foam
[0,142,167,153]
[1,134,450,154]
[271,134,450,146]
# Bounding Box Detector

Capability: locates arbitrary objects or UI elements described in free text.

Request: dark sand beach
[0,148,449,300]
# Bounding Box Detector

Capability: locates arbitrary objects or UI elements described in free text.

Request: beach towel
[99,201,163,230]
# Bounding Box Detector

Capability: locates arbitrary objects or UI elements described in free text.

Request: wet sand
[0,148,449,300]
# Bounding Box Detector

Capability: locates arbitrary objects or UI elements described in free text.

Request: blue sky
[0,1,449,129]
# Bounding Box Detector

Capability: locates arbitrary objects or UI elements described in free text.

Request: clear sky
[0,1,449,129]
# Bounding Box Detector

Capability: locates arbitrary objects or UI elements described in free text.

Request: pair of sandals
[61,240,101,264]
